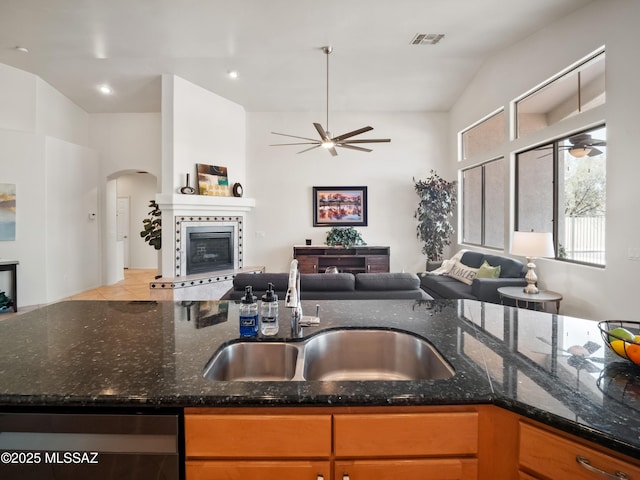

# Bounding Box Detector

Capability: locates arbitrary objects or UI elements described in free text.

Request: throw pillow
[446,261,478,285]
[476,260,501,279]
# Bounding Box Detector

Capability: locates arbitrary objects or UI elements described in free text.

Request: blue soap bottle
[239,285,259,337]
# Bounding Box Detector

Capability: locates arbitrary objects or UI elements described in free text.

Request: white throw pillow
[446,261,478,285]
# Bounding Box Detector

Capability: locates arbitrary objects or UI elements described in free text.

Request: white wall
[244,111,450,273]
[164,75,246,194]
[450,0,640,320]
[88,113,162,278]
[45,137,100,300]
[0,64,99,306]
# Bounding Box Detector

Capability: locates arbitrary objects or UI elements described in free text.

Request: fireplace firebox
[185,226,234,275]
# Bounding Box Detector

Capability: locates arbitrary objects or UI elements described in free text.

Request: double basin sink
[204,328,455,382]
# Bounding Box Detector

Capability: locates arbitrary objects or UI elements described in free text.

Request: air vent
[410,33,445,45]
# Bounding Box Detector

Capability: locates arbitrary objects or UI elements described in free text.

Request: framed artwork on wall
[313,186,368,227]
[0,183,16,241]
[196,164,230,196]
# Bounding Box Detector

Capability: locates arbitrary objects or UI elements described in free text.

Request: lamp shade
[511,231,555,258]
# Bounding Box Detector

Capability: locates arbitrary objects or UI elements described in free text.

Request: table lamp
[510,231,555,294]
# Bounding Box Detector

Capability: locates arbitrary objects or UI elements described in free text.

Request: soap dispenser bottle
[260,282,279,336]
[239,286,259,337]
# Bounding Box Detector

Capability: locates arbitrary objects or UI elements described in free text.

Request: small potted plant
[325,226,366,249]
[140,200,162,250]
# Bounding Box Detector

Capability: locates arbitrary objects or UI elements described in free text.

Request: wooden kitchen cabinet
[184,412,332,480]
[334,412,479,480]
[519,421,640,479]
[185,407,479,480]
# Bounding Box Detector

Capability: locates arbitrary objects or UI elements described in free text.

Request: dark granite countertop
[1,299,639,458]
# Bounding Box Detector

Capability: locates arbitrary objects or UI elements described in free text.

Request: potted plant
[325,226,366,249]
[414,170,457,264]
[140,200,162,250]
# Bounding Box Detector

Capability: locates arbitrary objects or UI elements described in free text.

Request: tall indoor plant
[140,200,162,250]
[414,170,457,263]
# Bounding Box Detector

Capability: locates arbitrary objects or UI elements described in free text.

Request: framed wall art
[0,183,16,241]
[196,164,230,196]
[313,186,368,227]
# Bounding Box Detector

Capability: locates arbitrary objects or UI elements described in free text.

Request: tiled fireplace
[150,193,260,300]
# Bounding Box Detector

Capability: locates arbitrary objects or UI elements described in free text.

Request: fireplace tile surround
[151,193,257,300]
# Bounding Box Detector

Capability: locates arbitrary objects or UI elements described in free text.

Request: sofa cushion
[355,272,420,291]
[420,274,476,300]
[301,273,355,291]
[476,260,501,279]
[460,251,524,278]
[445,261,478,285]
[232,273,289,292]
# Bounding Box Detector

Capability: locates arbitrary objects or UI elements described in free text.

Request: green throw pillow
[475,260,501,279]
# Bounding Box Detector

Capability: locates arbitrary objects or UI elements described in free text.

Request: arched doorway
[104,171,159,285]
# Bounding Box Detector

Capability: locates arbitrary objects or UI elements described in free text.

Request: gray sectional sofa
[419,250,527,305]
[223,272,430,301]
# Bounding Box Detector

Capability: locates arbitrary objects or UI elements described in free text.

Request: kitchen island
[0,299,639,478]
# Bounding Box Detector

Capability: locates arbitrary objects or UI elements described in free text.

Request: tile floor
[0,269,159,320]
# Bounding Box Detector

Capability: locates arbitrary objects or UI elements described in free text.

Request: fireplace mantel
[155,193,255,213]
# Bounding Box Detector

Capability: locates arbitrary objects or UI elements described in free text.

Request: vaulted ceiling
[0,0,594,114]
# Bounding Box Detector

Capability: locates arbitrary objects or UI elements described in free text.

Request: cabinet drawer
[334,412,478,457]
[336,459,477,480]
[519,422,640,479]
[185,414,332,458]
[187,460,330,480]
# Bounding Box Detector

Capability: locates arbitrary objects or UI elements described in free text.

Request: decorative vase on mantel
[180,173,196,195]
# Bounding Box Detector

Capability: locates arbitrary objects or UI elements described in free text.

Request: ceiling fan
[563,132,606,157]
[270,46,390,156]
[538,132,607,158]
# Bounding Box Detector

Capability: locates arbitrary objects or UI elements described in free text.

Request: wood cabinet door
[185,414,332,458]
[335,459,477,480]
[519,422,640,479]
[296,256,319,273]
[334,412,478,457]
[187,460,330,480]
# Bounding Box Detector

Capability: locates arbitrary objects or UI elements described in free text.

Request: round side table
[498,286,563,314]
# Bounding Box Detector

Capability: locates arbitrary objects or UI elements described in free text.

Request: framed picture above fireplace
[313,186,368,227]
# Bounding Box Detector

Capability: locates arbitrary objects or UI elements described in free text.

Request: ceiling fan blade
[270,141,320,146]
[271,131,319,142]
[332,126,374,142]
[313,123,331,142]
[588,147,604,156]
[297,144,322,154]
[338,138,391,144]
[337,144,372,153]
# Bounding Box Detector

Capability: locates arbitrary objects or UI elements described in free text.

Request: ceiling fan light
[322,140,335,149]
[569,147,591,157]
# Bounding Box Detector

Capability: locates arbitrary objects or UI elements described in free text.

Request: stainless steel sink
[204,342,299,381]
[302,329,454,381]
[203,329,454,382]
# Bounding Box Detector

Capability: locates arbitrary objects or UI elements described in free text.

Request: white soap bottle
[260,282,279,336]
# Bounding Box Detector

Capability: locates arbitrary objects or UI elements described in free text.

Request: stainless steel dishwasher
[0,411,180,479]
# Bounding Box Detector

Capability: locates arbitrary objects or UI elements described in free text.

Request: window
[516,125,606,266]
[462,158,505,249]
[461,110,505,160]
[516,51,605,138]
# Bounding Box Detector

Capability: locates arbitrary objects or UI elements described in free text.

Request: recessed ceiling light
[98,84,113,95]
[228,70,239,79]
[15,46,29,53]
